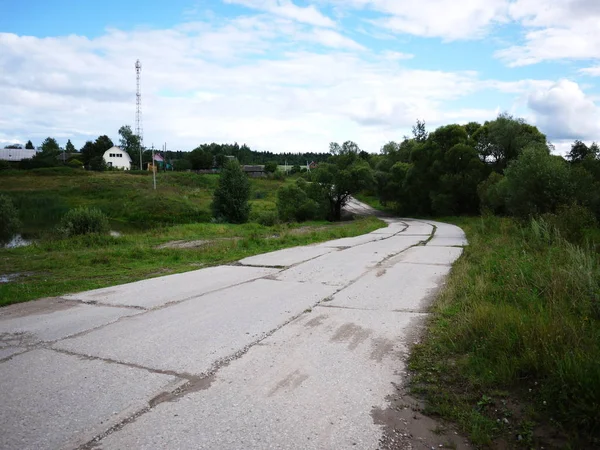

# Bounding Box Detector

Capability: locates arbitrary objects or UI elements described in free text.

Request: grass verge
[0,216,385,306]
[409,215,600,448]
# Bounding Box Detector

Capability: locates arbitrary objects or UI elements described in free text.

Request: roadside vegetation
[0,168,384,306]
[356,115,600,448]
[409,215,599,448]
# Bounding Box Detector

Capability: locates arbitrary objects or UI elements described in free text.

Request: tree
[211,160,251,223]
[315,141,374,221]
[118,125,141,165]
[188,147,213,170]
[502,144,573,218]
[5,144,22,149]
[41,137,60,155]
[80,136,113,170]
[567,140,595,162]
[94,135,114,154]
[412,119,428,143]
[65,139,76,153]
[25,140,34,150]
[264,161,278,173]
[474,113,547,171]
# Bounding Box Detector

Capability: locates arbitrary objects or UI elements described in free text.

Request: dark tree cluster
[366,114,600,226]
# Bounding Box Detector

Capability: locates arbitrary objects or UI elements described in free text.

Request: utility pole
[135,59,144,170]
[152,143,156,190]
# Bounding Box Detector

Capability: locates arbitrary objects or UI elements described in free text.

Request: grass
[0,169,290,234]
[408,215,600,448]
[0,216,385,306]
[0,169,385,306]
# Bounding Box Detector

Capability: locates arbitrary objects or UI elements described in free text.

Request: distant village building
[0,148,36,161]
[242,165,266,178]
[103,146,132,170]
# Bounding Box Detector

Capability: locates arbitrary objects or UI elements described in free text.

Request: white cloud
[0,8,508,154]
[496,0,600,66]
[527,79,600,140]
[580,66,600,76]
[319,0,509,40]
[224,0,336,28]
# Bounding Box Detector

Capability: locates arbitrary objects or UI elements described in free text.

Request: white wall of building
[103,146,132,170]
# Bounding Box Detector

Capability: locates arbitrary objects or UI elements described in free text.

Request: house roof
[102,146,132,162]
[0,148,36,161]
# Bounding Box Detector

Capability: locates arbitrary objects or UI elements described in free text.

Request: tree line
[5,128,331,172]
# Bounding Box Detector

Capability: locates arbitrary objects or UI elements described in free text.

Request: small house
[103,147,132,170]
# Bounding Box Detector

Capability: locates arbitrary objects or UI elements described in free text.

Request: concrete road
[0,209,468,450]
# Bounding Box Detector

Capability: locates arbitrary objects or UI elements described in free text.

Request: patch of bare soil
[373,384,473,450]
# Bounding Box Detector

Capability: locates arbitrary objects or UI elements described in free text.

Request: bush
[59,207,109,236]
[67,158,84,168]
[264,161,278,173]
[543,203,598,244]
[0,195,21,241]
[211,160,251,224]
[477,172,506,214]
[276,181,326,222]
[251,210,279,226]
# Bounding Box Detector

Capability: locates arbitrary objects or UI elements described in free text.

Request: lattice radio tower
[135,59,144,170]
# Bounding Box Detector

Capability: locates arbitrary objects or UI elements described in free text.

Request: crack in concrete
[317,304,428,315]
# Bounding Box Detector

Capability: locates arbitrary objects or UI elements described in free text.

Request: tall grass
[410,216,600,447]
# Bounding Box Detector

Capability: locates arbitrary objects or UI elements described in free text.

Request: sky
[0,0,599,154]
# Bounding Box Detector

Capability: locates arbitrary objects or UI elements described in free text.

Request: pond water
[1,234,33,249]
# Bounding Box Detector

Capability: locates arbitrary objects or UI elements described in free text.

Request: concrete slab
[316,233,386,248]
[97,308,424,450]
[400,221,434,236]
[239,245,334,267]
[328,262,451,312]
[392,246,463,266]
[427,236,468,247]
[55,279,338,375]
[0,299,140,344]
[0,347,26,360]
[0,349,181,450]
[425,220,466,238]
[64,265,280,308]
[277,236,423,286]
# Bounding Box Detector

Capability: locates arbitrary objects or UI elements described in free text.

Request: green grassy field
[0,168,288,234]
[409,216,600,448]
[0,169,385,306]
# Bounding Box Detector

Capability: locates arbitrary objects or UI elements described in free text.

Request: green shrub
[251,210,278,226]
[543,203,598,244]
[276,181,326,222]
[477,172,506,214]
[59,207,109,236]
[0,195,21,241]
[211,160,251,224]
[67,158,84,168]
[264,161,278,173]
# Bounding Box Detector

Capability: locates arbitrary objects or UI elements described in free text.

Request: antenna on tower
[135,59,143,170]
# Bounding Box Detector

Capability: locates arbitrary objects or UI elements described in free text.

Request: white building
[103,146,132,170]
[0,148,36,161]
